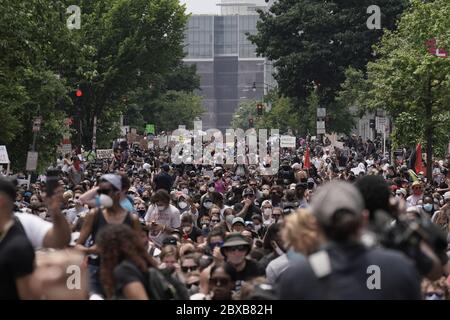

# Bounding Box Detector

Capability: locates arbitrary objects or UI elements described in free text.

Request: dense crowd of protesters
[1,134,449,300]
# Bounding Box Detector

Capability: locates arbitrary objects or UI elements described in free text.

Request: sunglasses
[181,265,198,273]
[425,292,444,298]
[209,277,231,287]
[224,245,248,252]
[211,219,220,223]
[98,188,113,195]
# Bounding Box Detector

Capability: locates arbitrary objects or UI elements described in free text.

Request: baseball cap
[128,187,137,194]
[242,188,255,197]
[232,217,245,226]
[444,191,450,201]
[311,181,364,227]
[396,188,407,197]
[101,174,122,191]
[289,183,296,190]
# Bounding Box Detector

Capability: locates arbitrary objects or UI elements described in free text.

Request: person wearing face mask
[144,189,181,249]
[180,214,203,244]
[395,188,407,200]
[421,277,449,300]
[261,200,274,226]
[75,174,142,297]
[421,195,435,217]
[269,186,283,207]
[251,214,266,238]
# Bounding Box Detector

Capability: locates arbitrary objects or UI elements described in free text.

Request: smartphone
[46,169,61,197]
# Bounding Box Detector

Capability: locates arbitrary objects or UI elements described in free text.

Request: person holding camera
[277,181,422,299]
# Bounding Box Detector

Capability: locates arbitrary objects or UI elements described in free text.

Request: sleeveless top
[88,208,133,266]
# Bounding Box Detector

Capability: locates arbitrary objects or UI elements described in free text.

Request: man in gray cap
[277,181,422,299]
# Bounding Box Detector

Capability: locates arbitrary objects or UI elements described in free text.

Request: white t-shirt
[15,212,52,249]
[144,204,181,247]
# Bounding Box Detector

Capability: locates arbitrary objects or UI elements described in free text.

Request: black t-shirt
[225,259,265,292]
[0,222,35,300]
[277,243,422,300]
[153,172,173,193]
[113,260,149,299]
[188,226,203,242]
[233,203,261,221]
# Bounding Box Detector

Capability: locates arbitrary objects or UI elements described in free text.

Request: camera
[374,210,448,276]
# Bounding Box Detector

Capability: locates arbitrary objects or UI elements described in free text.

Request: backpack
[147,267,189,300]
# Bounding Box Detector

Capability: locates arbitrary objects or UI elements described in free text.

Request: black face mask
[137,209,146,217]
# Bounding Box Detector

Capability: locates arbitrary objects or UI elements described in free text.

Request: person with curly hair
[421,277,450,300]
[96,224,158,299]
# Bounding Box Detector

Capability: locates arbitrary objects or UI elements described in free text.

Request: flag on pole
[304,144,311,169]
[408,143,425,174]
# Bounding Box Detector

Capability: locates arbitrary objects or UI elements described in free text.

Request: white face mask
[254,224,262,232]
[204,201,212,209]
[97,194,113,208]
[157,205,166,211]
[178,201,188,209]
[39,212,47,219]
[208,187,215,193]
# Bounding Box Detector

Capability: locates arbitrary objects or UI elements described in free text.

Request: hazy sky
[179,0,221,14]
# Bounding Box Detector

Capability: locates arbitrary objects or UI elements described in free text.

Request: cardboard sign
[280,136,296,148]
[96,149,113,159]
[26,151,38,171]
[140,138,148,150]
[145,124,155,134]
[0,146,10,164]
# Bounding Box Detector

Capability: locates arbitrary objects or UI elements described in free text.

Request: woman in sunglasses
[76,174,141,298]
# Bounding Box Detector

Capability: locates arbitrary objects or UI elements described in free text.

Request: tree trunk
[425,77,433,181]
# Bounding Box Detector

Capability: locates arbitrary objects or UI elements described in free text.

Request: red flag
[414,143,425,174]
[304,144,311,169]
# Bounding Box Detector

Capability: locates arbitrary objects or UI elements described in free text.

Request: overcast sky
[179,0,221,14]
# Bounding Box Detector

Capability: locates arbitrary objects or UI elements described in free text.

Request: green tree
[249,0,408,132]
[365,0,450,174]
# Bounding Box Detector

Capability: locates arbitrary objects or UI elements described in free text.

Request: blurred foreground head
[310,181,366,243]
[31,249,88,300]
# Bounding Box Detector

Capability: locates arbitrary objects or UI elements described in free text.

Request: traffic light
[248,118,254,128]
[257,103,263,116]
[75,89,83,97]
[369,119,376,129]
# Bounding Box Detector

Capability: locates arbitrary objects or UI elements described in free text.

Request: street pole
[425,76,433,181]
[92,115,97,152]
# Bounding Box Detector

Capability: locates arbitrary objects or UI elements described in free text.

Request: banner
[26,151,38,171]
[96,149,113,159]
[0,146,10,164]
[280,136,296,148]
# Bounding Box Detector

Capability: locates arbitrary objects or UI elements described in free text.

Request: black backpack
[147,267,189,300]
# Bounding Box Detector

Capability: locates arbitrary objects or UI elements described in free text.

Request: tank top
[88,208,133,266]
